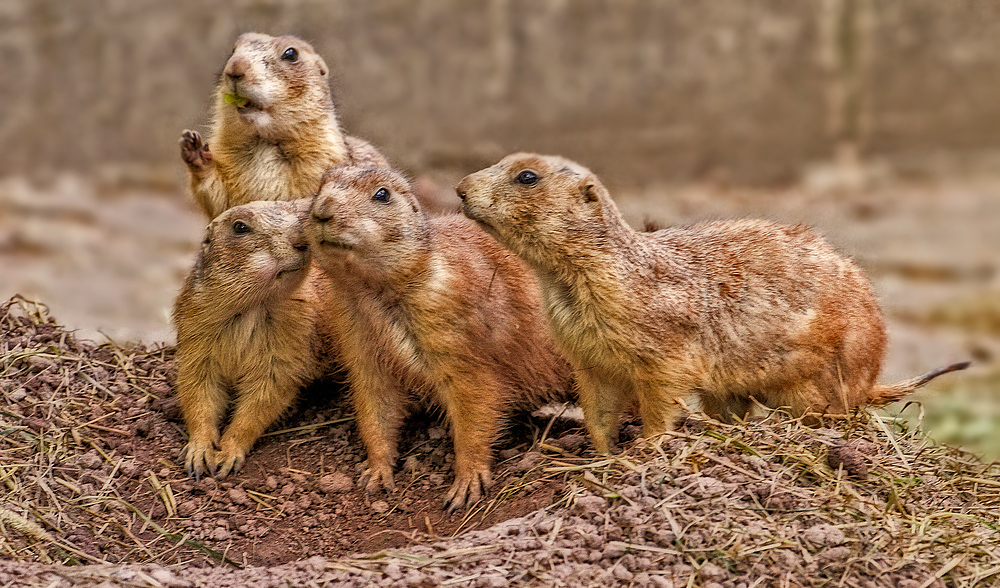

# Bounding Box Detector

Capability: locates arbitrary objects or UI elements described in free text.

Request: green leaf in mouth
[223,93,250,107]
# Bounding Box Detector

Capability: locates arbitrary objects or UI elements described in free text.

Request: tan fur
[173,200,338,478]
[179,32,388,220]
[457,153,968,454]
[307,166,574,511]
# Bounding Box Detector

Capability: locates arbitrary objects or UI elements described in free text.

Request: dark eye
[282,47,298,61]
[515,170,539,186]
[233,220,251,234]
[372,187,390,203]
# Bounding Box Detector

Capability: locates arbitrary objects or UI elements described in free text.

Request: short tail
[868,361,971,405]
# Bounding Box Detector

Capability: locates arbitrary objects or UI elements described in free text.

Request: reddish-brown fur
[173,200,338,478]
[458,153,968,454]
[179,33,388,220]
[306,166,574,510]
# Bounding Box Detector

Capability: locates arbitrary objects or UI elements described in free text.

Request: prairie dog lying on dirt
[307,166,574,511]
[179,32,388,220]
[174,200,337,478]
[457,152,969,454]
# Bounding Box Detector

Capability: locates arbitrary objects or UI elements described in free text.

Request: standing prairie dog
[457,153,969,454]
[179,32,388,220]
[307,166,574,511]
[173,200,338,478]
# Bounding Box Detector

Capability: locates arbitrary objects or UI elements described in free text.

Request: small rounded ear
[582,183,600,204]
[315,55,329,76]
[202,223,214,245]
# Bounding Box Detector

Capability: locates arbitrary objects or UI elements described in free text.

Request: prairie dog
[173,199,337,478]
[179,32,388,220]
[307,166,574,511]
[457,153,969,453]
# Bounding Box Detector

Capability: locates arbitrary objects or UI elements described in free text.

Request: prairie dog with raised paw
[179,32,388,220]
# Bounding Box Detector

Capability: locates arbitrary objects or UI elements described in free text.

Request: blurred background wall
[4,0,1000,187]
[1,0,998,457]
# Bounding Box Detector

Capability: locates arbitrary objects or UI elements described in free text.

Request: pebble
[552,434,586,452]
[383,563,402,578]
[828,441,868,479]
[700,562,727,582]
[27,355,57,371]
[817,546,852,564]
[79,451,102,470]
[511,451,544,473]
[133,418,152,437]
[120,460,141,477]
[318,472,354,494]
[227,487,250,506]
[477,574,510,588]
[573,495,607,514]
[371,500,390,514]
[303,555,326,574]
[803,523,846,547]
[610,563,633,581]
[602,542,626,559]
[177,500,198,516]
[686,475,731,499]
[209,527,230,541]
[147,568,192,588]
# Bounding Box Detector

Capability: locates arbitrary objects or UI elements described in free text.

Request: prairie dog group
[172,31,969,502]
[307,166,574,510]
[457,153,968,453]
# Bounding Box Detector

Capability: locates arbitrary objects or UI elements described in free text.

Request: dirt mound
[2,296,998,587]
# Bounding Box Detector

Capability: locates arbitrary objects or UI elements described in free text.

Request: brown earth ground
[2,297,999,586]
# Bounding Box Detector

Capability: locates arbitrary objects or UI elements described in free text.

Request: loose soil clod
[2,296,999,587]
[827,439,869,479]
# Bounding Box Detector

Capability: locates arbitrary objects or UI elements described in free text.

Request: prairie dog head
[456,153,614,268]
[193,200,311,308]
[217,33,333,138]
[308,167,428,278]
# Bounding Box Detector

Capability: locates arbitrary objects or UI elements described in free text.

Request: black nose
[455,187,466,201]
[226,71,243,81]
